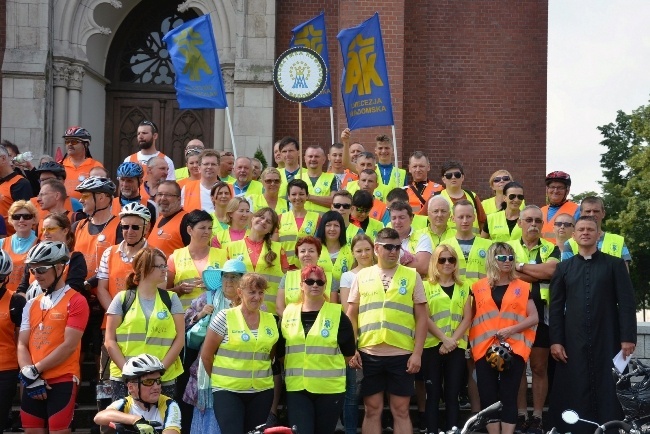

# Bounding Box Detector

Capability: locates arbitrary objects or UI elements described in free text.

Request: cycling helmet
[122,354,166,381]
[0,250,13,275]
[75,176,116,195]
[25,241,70,266]
[545,171,572,187]
[119,202,151,222]
[117,162,144,179]
[63,126,92,142]
[485,340,513,372]
[35,161,67,180]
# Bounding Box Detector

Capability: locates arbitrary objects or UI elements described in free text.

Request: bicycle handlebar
[594,420,632,434]
[459,401,503,434]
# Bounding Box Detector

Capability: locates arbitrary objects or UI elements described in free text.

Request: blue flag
[290,12,332,108]
[337,13,394,130]
[163,14,228,109]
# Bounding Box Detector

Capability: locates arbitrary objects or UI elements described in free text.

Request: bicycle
[246,424,299,434]
[448,401,503,434]
[560,409,632,434]
[614,358,650,434]
[109,421,164,434]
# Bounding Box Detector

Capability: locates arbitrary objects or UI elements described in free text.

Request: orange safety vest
[369,199,387,221]
[32,197,75,238]
[407,182,444,213]
[147,210,188,257]
[128,151,168,168]
[1,235,36,293]
[541,201,579,243]
[61,157,104,200]
[334,169,358,189]
[0,173,25,235]
[101,244,136,328]
[469,278,536,363]
[0,290,18,371]
[28,289,85,380]
[74,217,120,280]
[182,180,203,212]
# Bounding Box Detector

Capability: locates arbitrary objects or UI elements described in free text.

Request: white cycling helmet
[25,241,70,266]
[119,202,151,222]
[122,354,166,380]
[0,250,13,275]
[75,176,116,195]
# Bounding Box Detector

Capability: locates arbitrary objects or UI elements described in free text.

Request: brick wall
[275,1,548,205]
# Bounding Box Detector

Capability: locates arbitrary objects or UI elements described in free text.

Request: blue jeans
[343,366,359,434]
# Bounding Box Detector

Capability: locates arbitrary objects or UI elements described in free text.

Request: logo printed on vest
[514,288,521,297]
[341,259,348,273]
[479,249,486,258]
[241,332,250,342]
[305,220,313,234]
[399,278,408,295]
[541,246,548,253]
[265,327,273,336]
[612,244,618,252]
[315,188,322,193]
[324,319,331,329]
[157,311,169,320]
[321,329,329,337]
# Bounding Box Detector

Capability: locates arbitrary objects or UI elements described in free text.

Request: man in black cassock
[549,216,636,434]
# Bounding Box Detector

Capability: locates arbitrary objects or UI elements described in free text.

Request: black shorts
[21,380,77,431]
[532,323,550,349]
[360,352,415,397]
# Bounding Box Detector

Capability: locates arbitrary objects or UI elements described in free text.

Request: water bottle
[12,151,33,164]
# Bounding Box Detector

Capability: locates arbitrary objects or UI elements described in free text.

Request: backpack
[121,288,172,319]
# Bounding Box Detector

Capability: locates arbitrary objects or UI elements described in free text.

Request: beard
[139,139,154,150]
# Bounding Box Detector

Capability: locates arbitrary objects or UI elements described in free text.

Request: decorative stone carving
[53,62,70,87]
[68,64,86,90]
[222,66,234,93]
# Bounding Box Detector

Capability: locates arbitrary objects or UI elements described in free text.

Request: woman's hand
[441,337,458,353]
[496,326,515,341]
[199,304,214,318]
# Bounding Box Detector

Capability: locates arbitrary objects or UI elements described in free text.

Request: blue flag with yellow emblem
[290,12,332,108]
[337,13,394,130]
[163,14,228,109]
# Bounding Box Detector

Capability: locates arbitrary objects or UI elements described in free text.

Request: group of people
[0,121,637,434]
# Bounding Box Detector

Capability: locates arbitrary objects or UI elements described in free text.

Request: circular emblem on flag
[273,47,327,103]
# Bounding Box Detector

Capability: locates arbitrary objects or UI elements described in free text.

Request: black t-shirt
[491,283,532,310]
[441,284,455,299]
[482,216,518,235]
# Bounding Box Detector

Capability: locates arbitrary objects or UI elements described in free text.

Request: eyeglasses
[332,203,352,210]
[354,207,370,214]
[29,265,55,275]
[156,192,179,198]
[547,186,566,191]
[139,377,162,387]
[185,149,202,157]
[508,194,525,200]
[223,272,243,280]
[522,218,543,224]
[443,171,463,179]
[11,214,34,221]
[153,264,168,271]
[437,257,457,265]
[495,255,515,262]
[64,139,83,146]
[122,224,142,231]
[140,120,158,133]
[303,279,326,287]
[376,242,401,252]
[42,226,62,234]
[264,179,281,185]
[554,221,574,228]
[493,176,511,183]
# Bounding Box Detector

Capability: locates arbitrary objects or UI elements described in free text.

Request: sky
[547,0,650,196]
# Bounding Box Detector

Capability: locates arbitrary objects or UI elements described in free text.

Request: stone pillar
[67,64,85,127]
[221,65,234,153]
[52,61,69,150]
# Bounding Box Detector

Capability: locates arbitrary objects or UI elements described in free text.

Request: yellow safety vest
[282,302,345,393]
[359,218,384,242]
[423,281,470,349]
[375,165,406,191]
[221,174,236,184]
[304,173,336,214]
[345,181,389,203]
[320,244,354,281]
[248,194,290,215]
[441,237,493,285]
[357,265,417,351]
[119,394,174,423]
[415,225,456,249]
[567,232,625,258]
[227,239,283,313]
[439,190,481,234]
[508,238,557,304]
[211,308,278,391]
[486,211,522,242]
[175,167,189,180]
[284,269,332,305]
[278,211,320,266]
[173,247,228,309]
[111,291,182,381]
[279,168,308,197]
[345,224,361,245]
[481,197,526,216]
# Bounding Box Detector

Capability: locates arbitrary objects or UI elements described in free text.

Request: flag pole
[299,102,303,179]
[330,107,335,145]
[391,124,399,184]
[225,107,237,159]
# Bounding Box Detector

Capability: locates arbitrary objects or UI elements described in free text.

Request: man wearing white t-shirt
[124,121,176,181]
[389,201,432,276]
[180,150,221,213]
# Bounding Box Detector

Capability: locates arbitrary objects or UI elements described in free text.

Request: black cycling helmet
[486,340,513,372]
[63,126,91,142]
[545,171,571,187]
[35,161,67,180]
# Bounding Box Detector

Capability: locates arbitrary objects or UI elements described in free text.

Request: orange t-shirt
[61,157,104,200]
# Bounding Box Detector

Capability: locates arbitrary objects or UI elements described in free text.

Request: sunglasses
[139,377,162,387]
[554,221,574,228]
[376,242,401,252]
[80,192,93,200]
[303,279,326,286]
[42,226,62,234]
[223,272,243,279]
[495,255,515,262]
[522,218,543,224]
[443,171,463,179]
[264,179,281,185]
[332,203,352,210]
[11,214,34,221]
[437,256,457,265]
[493,176,511,183]
[64,139,83,146]
[354,207,370,214]
[508,194,524,200]
[122,224,142,231]
[29,265,55,275]
[140,120,158,133]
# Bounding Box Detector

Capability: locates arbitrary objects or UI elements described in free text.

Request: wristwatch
[517,263,525,272]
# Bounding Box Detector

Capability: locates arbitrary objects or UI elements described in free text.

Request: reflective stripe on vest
[486,211,522,242]
[357,265,417,351]
[441,237,493,285]
[541,202,579,243]
[568,232,625,258]
[407,182,443,213]
[282,302,345,393]
[507,238,556,304]
[173,247,227,309]
[110,290,182,381]
[469,278,536,362]
[211,307,278,391]
[423,281,470,349]
[304,173,336,214]
[227,239,283,313]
